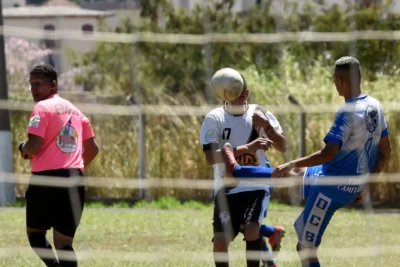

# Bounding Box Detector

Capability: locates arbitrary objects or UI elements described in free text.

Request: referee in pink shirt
[19,64,99,267]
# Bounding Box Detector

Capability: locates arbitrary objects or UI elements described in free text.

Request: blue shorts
[294,189,344,248]
[303,165,363,205]
[302,165,322,200]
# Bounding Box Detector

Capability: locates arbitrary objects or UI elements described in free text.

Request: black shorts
[213,190,268,238]
[26,169,85,238]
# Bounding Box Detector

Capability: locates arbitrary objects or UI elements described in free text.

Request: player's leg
[53,183,85,267]
[222,143,274,178]
[259,202,285,266]
[293,189,343,267]
[26,183,60,267]
[240,225,277,266]
[213,191,240,267]
[241,190,270,267]
[53,230,76,267]
[260,231,277,267]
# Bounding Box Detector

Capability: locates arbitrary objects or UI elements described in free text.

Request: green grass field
[0,201,399,267]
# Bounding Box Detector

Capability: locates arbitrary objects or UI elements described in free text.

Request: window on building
[82,23,94,34]
[43,24,56,48]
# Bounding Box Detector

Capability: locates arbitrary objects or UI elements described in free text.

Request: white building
[3,0,115,74]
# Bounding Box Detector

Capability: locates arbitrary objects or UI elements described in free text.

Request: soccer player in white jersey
[200,69,287,267]
[221,57,391,267]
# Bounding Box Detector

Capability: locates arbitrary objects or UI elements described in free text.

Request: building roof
[3,6,114,18]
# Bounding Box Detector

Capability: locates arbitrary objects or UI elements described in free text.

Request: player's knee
[244,222,260,241]
[213,234,230,252]
[28,232,47,248]
[296,242,302,252]
[297,242,318,262]
[53,229,74,249]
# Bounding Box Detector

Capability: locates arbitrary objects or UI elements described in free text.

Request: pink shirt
[27,94,95,172]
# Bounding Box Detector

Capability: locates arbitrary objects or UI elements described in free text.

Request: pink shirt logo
[56,120,78,153]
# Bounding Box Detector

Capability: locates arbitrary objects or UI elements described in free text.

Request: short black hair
[334,56,361,75]
[30,64,58,84]
[240,74,247,92]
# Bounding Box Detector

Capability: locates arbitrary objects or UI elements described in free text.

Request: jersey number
[357,136,373,173]
[222,128,231,140]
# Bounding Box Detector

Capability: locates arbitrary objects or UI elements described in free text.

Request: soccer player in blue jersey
[221,57,392,267]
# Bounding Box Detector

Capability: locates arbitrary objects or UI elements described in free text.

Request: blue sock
[260,224,275,237]
[303,262,320,267]
[232,165,274,178]
[261,243,276,266]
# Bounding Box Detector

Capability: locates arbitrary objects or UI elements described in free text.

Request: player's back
[29,94,89,172]
[317,95,388,203]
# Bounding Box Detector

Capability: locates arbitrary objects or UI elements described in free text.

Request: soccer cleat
[268,226,285,253]
[222,143,238,177]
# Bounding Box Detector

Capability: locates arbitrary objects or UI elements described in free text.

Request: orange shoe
[222,143,238,177]
[268,226,285,253]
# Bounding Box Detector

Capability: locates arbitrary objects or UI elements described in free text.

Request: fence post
[287,95,306,204]
[0,0,16,206]
[138,111,146,200]
[287,95,306,158]
[127,95,146,200]
[128,39,147,201]
[299,111,306,158]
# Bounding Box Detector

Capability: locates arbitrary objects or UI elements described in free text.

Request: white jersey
[200,103,283,195]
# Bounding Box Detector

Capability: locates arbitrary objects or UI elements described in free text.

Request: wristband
[19,143,28,159]
[18,142,24,153]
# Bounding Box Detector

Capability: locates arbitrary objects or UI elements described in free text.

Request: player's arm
[353,135,390,205]
[272,142,340,177]
[371,135,391,174]
[20,104,49,158]
[83,137,99,167]
[273,109,350,177]
[253,106,286,153]
[20,134,44,157]
[371,111,391,174]
[289,142,339,168]
[203,142,268,165]
[82,115,99,167]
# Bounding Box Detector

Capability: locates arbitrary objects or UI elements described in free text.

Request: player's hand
[272,161,296,178]
[352,195,363,205]
[18,142,32,160]
[247,137,273,152]
[353,186,370,205]
[19,151,32,160]
[252,110,271,128]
